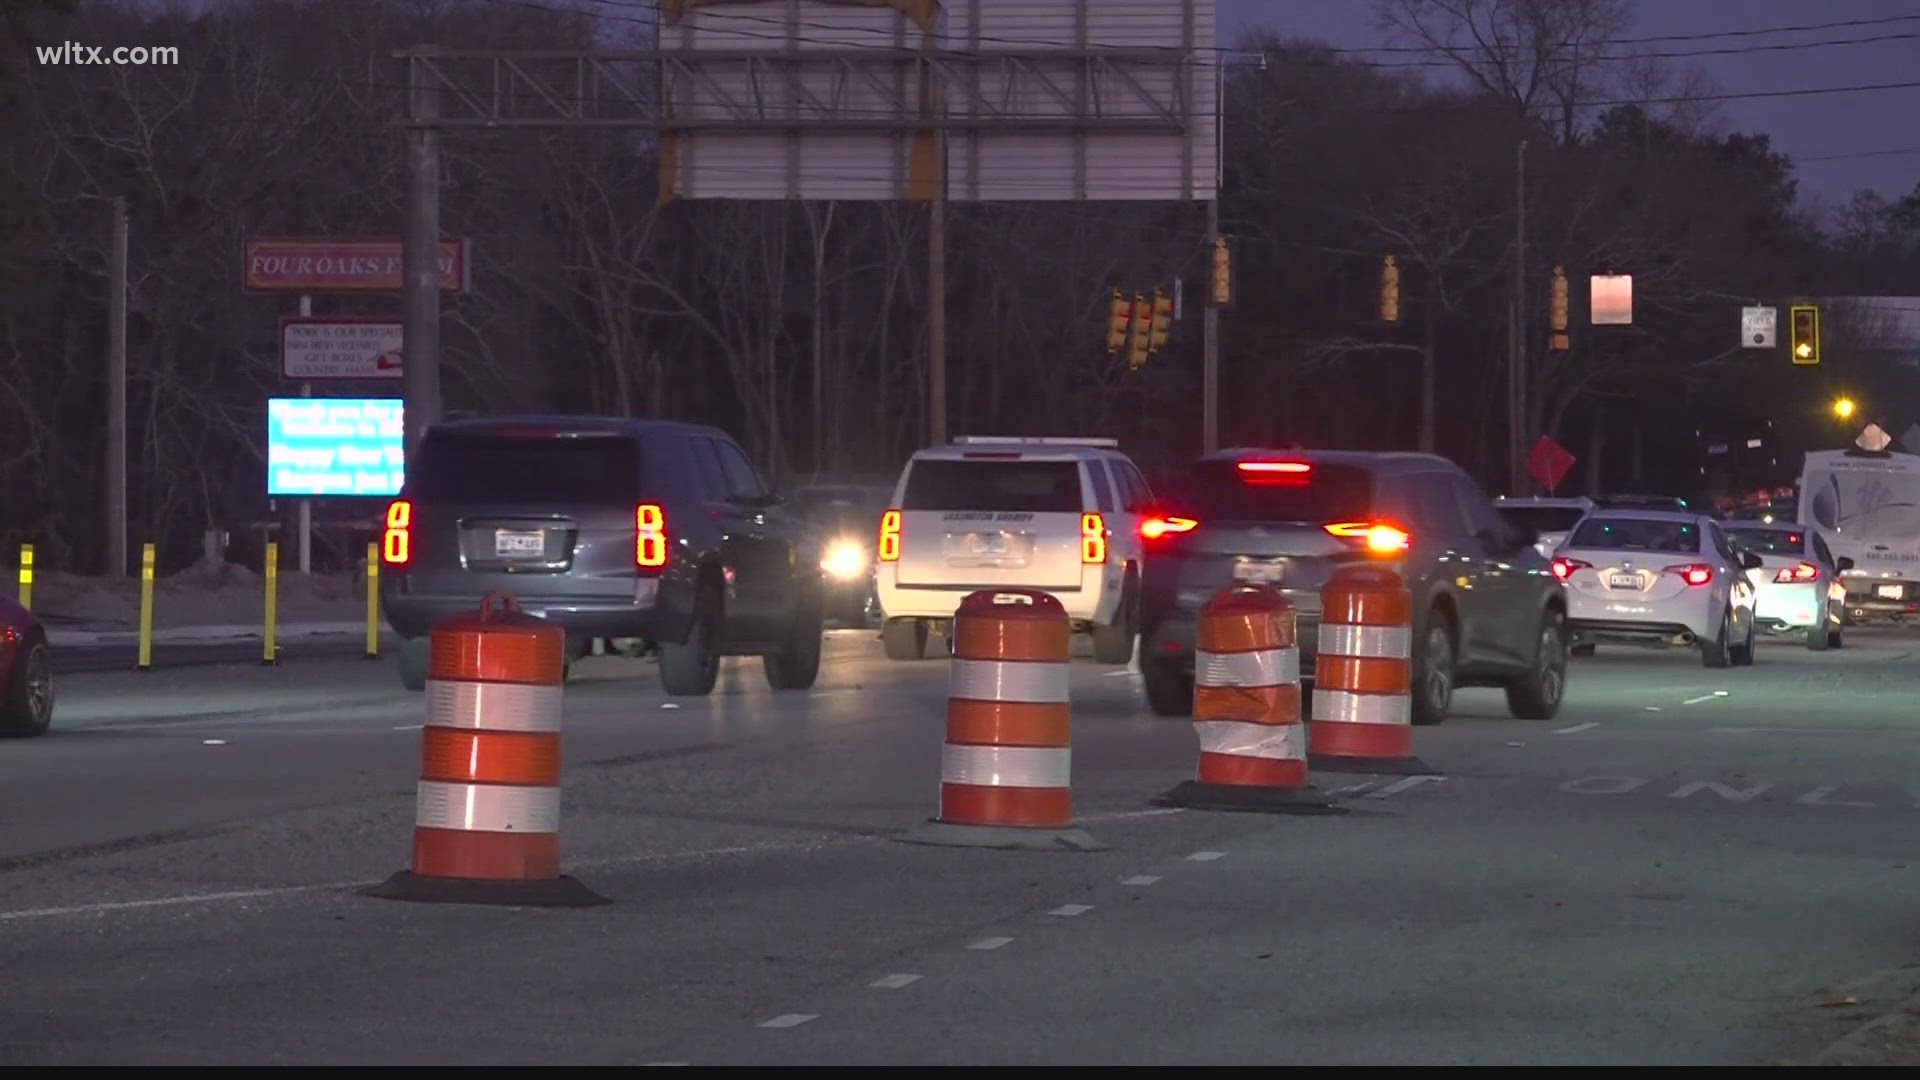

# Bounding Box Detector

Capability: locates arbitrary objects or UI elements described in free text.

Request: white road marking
[1796,787,1877,808]
[1553,722,1598,734]
[201,739,228,746]
[869,974,922,989]
[1560,776,1651,795]
[1366,775,1443,799]
[1187,850,1227,862]
[1121,875,1161,886]
[757,1014,818,1029]
[1643,706,1662,712]
[968,937,1014,950]
[392,724,423,730]
[1667,780,1770,802]
[1680,693,1723,705]
[1048,904,1093,917]
[1104,669,1133,677]
[1081,807,1184,823]
[0,881,367,923]
[1327,782,1376,795]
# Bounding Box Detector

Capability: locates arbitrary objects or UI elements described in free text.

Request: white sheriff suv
[874,436,1152,663]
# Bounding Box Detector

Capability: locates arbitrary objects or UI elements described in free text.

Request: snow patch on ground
[29,559,370,631]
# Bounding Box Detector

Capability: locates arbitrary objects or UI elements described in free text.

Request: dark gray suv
[379,416,825,697]
[1137,449,1570,724]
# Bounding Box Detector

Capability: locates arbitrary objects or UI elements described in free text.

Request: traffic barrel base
[1306,566,1441,777]
[1154,778,1340,815]
[894,589,1108,854]
[363,594,610,908]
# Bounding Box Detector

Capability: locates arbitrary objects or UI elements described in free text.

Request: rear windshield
[410,433,640,504]
[1496,506,1589,533]
[1567,517,1699,553]
[1167,461,1374,522]
[1724,527,1806,555]
[902,459,1083,513]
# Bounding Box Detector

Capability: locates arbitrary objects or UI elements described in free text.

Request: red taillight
[1238,460,1311,486]
[1140,515,1199,540]
[635,503,668,570]
[1774,562,1819,583]
[1665,563,1714,586]
[878,509,902,562]
[1551,556,1590,580]
[1325,521,1410,554]
[1081,512,1108,564]
[380,499,411,566]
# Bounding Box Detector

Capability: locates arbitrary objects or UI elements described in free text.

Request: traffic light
[1147,289,1174,352]
[1105,289,1131,353]
[1549,265,1570,351]
[1127,291,1151,369]
[1790,305,1820,365]
[1210,236,1231,306]
[1380,255,1400,324]
[1834,396,1855,420]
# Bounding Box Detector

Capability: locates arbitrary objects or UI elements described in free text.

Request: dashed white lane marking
[1553,722,1599,734]
[1365,775,1443,799]
[0,881,370,923]
[870,974,922,989]
[757,1014,818,1029]
[968,937,1014,951]
[1187,850,1227,862]
[1681,691,1730,705]
[392,723,423,730]
[1121,875,1161,886]
[1049,904,1093,917]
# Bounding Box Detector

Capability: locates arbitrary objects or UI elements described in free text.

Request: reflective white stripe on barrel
[415,780,562,833]
[1195,719,1306,760]
[1311,688,1412,726]
[948,658,1070,704]
[425,680,565,733]
[1317,624,1412,659]
[1196,647,1299,688]
[940,744,1072,788]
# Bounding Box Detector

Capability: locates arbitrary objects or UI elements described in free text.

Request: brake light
[1774,562,1819,583]
[635,503,668,570]
[1081,512,1107,564]
[380,499,412,566]
[878,509,902,562]
[1325,521,1411,554]
[1665,563,1714,586]
[1551,556,1590,580]
[1237,460,1311,486]
[1140,515,1199,540]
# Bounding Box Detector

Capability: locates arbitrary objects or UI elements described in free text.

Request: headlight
[820,538,869,581]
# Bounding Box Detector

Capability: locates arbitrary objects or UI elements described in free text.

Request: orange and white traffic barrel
[1157,584,1334,812]
[1308,565,1433,775]
[898,589,1105,852]
[365,594,607,906]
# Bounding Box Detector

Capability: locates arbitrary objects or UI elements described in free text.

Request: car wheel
[1410,614,1455,726]
[1701,609,1732,669]
[1830,626,1845,649]
[1141,657,1193,718]
[764,600,824,691]
[0,633,54,737]
[1505,609,1568,721]
[660,601,721,697]
[397,637,430,691]
[1730,614,1755,666]
[1089,573,1139,665]
[1807,621,1831,651]
[882,618,928,661]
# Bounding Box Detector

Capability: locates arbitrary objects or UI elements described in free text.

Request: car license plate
[1233,559,1285,584]
[1606,572,1641,590]
[1876,584,1904,600]
[494,529,545,557]
[970,534,1006,554]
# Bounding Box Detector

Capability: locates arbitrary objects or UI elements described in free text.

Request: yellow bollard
[137,543,155,671]
[365,541,381,660]
[16,543,31,610]
[263,540,279,666]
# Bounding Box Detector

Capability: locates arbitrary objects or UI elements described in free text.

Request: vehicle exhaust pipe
[1669,631,1695,646]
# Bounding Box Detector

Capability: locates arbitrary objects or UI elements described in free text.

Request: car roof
[1494,496,1594,507]
[1198,448,1458,471]
[913,442,1127,461]
[1578,508,1706,525]
[1721,520,1804,534]
[428,414,722,438]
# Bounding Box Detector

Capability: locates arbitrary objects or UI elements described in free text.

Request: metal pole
[297,293,313,575]
[928,119,948,448]
[402,54,443,463]
[107,196,128,577]
[1511,139,1528,494]
[1202,199,1219,454]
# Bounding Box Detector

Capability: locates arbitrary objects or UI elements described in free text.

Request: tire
[660,600,721,697]
[1411,614,1456,726]
[882,618,928,661]
[1807,621,1831,651]
[1730,613,1756,666]
[764,601,824,691]
[1830,627,1845,649]
[1570,643,1596,658]
[397,637,429,691]
[1505,609,1569,721]
[1090,574,1139,665]
[1701,609,1732,668]
[0,634,54,738]
[1141,657,1194,718]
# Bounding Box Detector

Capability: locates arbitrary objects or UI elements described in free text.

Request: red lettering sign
[242,239,470,292]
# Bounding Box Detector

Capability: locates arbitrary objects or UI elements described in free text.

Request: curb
[1810,987,1920,1066]
[46,621,391,648]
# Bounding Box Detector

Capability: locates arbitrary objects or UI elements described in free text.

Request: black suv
[1137,449,1570,724]
[379,416,825,697]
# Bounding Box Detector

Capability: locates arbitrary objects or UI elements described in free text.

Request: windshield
[901,459,1083,513]
[408,433,640,504]
[1166,461,1374,522]
[1723,527,1806,555]
[1567,517,1699,553]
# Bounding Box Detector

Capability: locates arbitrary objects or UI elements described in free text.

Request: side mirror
[1740,552,1764,570]
[1837,556,1855,572]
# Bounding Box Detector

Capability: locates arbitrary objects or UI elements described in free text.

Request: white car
[1721,521,1851,650]
[1552,509,1764,668]
[1494,495,1596,560]
[874,436,1152,663]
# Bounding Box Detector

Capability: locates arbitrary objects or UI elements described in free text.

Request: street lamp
[1833,396,1856,420]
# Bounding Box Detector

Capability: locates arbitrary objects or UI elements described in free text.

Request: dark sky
[1219,0,1920,213]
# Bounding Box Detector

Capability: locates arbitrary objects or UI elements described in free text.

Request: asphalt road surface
[3,626,1918,1065]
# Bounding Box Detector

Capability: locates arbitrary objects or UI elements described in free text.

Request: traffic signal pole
[1203,198,1219,454]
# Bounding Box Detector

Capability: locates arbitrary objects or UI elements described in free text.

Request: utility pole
[1202,198,1220,454]
[107,196,129,577]
[401,53,443,463]
[1510,139,1529,494]
[297,294,313,574]
[927,99,949,448]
